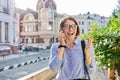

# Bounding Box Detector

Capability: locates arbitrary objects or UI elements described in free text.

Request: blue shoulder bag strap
[81,40,90,80]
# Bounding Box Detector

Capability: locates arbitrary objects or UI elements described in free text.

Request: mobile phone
[59,27,66,39]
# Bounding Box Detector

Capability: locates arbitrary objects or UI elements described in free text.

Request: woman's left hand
[85,37,93,54]
[84,37,93,65]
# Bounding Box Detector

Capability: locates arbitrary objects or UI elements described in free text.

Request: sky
[15,0,118,17]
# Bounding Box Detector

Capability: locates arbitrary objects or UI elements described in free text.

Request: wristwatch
[58,45,66,48]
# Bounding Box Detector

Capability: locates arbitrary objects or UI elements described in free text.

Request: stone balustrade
[17,67,57,80]
[17,66,113,80]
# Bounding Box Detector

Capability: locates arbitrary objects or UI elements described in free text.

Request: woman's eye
[73,25,77,28]
[64,25,69,28]
[66,25,69,28]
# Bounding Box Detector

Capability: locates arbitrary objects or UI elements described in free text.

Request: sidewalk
[0,49,50,61]
[0,52,39,61]
[91,67,110,80]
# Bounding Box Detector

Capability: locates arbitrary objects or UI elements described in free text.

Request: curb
[0,57,50,72]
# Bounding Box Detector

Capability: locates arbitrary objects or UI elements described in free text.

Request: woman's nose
[69,26,73,30]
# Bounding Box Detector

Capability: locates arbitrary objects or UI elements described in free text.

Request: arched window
[48,7,52,19]
[25,15,33,20]
[24,14,34,21]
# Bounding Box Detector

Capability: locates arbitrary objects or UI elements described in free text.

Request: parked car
[32,47,39,52]
[22,46,32,52]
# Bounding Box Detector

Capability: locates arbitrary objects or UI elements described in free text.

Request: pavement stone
[91,67,110,80]
[0,52,39,61]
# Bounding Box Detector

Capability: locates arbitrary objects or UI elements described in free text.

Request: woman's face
[63,20,77,39]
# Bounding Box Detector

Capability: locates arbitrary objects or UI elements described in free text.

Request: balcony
[21,32,39,36]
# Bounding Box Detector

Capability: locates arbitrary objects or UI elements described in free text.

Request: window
[82,21,84,25]
[48,22,53,31]
[28,26,33,32]
[28,26,31,32]
[33,26,37,32]
[50,37,54,43]
[25,26,27,32]
[34,38,36,43]
[0,21,1,42]
[28,38,32,43]
[39,22,41,30]
[3,0,9,14]
[79,21,81,25]
[12,23,15,43]
[82,29,84,34]
[48,7,52,19]
[5,22,9,42]
[25,26,33,32]
[88,22,91,25]
[0,0,2,6]
[3,0,8,8]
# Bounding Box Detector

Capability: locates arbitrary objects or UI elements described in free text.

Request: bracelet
[58,45,66,48]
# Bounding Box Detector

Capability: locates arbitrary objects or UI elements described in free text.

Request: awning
[0,46,11,51]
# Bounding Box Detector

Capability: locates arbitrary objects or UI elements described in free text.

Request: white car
[38,46,46,50]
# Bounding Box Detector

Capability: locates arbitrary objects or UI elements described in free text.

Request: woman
[49,16,96,80]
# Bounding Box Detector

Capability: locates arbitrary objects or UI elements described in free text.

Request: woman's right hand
[57,31,66,60]
[58,31,66,45]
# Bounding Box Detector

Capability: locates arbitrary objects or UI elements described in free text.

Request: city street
[0,50,50,80]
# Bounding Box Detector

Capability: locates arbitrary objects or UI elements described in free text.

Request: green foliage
[81,17,120,68]
[80,1,120,68]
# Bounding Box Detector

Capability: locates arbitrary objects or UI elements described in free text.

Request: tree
[80,1,120,79]
[112,0,120,18]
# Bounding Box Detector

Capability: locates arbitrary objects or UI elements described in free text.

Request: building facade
[76,12,109,34]
[16,0,57,49]
[16,0,109,49]
[56,13,109,35]
[0,0,17,54]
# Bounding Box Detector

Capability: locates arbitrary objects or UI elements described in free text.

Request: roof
[15,8,38,20]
